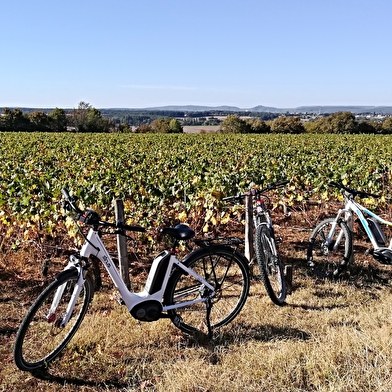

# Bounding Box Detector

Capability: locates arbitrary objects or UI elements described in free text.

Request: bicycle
[307,181,392,279]
[221,180,289,306]
[13,188,250,372]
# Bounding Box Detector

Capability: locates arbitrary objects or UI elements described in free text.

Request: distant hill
[291,106,392,114]
[2,105,392,115]
[142,105,392,114]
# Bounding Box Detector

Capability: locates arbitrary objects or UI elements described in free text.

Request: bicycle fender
[183,245,249,269]
[55,268,79,284]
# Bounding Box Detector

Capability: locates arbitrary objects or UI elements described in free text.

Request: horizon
[2,104,392,112]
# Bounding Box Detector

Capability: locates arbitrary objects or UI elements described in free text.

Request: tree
[303,121,319,133]
[151,118,169,133]
[269,116,305,134]
[357,120,378,134]
[117,123,133,133]
[315,111,358,134]
[0,108,30,131]
[382,118,392,134]
[247,118,270,133]
[69,102,111,132]
[0,108,12,130]
[135,124,153,133]
[168,118,183,133]
[85,108,106,132]
[151,118,183,133]
[69,101,91,132]
[29,111,51,132]
[48,108,67,132]
[219,114,251,133]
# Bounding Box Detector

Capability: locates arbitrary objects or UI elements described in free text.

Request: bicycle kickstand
[206,298,213,339]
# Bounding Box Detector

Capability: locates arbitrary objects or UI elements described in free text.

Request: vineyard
[1,132,392,243]
[2,132,392,391]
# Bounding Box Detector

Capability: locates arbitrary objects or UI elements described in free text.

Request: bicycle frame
[253,197,278,253]
[331,194,392,251]
[254,197,272,227]
[53,227,216,326]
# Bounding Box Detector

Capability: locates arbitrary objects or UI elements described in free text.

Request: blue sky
[1,0,391,109]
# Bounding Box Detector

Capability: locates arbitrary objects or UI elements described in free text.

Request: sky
[1,0,392,109]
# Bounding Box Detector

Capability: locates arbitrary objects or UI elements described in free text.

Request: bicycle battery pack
[145,250,171,295]
[367,218,386,246]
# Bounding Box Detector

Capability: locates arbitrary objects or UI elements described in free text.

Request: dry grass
[1,208,392,391]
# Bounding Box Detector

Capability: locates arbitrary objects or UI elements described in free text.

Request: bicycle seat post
[170,238,180,254]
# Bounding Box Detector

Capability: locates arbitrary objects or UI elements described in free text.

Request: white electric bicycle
[307,181,392,279]
[14,188,250,372]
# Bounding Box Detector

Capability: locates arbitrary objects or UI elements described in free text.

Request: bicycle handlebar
[329,181,380,199]
[61,188,146,233]
[222,179,289,203]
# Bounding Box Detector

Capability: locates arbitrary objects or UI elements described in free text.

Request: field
[1,132,392,391]
[183,125,220,133]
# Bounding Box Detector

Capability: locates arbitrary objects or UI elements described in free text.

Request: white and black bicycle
[14,188,250,372]
[222,180,289,306]
[307,181,392,279]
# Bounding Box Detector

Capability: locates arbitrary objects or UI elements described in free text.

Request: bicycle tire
[307,218,353,279]
[164,245,250,336]
[14,269,94,371]
[255,225,286,305]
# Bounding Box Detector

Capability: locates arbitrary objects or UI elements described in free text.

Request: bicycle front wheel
[307,218,353,279]
[164,246,250,336]
[255,225,286,305]
[14,269,94,371]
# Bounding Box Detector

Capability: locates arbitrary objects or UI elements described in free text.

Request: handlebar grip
[61,188,71,199]
[328,181,341,188]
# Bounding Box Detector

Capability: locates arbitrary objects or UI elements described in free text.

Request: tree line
[219,112,392,134]
[0,103,111,133]
[1,102,392,134]
[0,102,183,133]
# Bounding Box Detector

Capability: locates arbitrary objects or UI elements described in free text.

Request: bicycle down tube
[333,196,392,250]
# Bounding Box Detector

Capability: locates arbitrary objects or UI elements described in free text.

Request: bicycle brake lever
[61,188,83,214]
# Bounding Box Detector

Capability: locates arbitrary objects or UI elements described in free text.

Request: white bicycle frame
[254,199,278,251]
[329,194,392,252]
[49,227,216,326]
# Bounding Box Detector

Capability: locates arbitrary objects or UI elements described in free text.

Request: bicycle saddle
[161,223,195,240]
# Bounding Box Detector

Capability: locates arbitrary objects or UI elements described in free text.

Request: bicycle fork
[325,209,351,253]
[46,256,87,328]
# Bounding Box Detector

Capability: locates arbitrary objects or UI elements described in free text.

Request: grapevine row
[1,132,391,241]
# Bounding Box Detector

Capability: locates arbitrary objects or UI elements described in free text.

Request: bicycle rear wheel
[255,225,286,305]
[164,246,250,336]
[14,269,94,371]
[307,218,353,279]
